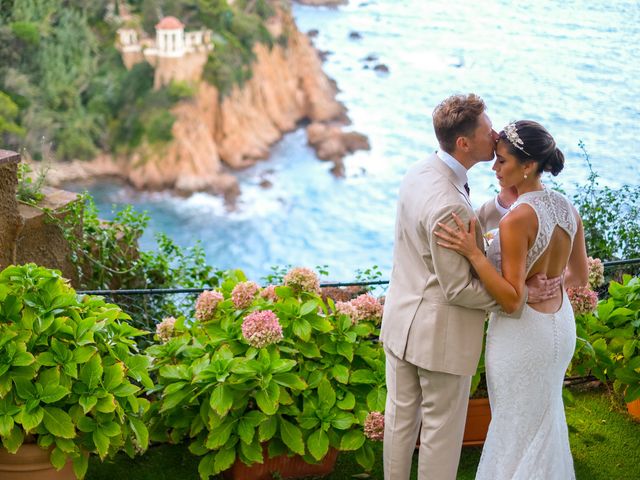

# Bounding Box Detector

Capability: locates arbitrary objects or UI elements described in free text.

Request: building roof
[155,16,184,30]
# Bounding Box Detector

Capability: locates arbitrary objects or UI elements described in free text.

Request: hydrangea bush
[146,268,386,478]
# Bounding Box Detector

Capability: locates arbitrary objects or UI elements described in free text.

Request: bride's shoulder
[499,203,537,230]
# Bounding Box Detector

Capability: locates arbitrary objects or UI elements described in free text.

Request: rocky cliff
[43,10,367,200]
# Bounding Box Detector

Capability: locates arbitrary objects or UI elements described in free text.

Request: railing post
[0,149,23,268]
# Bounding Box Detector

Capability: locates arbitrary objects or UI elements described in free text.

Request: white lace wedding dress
[476,188,577,480]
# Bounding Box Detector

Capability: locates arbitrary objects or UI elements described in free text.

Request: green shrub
[146,267,385,477]
[0,263,153,479]
[145,110,175,144]
[10,21,40,45]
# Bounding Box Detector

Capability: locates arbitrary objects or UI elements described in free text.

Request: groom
[380,93,559,479]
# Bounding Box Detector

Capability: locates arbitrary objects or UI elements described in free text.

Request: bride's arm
[563,207,589,288]
[435,209,531,314]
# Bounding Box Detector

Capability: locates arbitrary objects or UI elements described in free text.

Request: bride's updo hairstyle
[499,120,564,176]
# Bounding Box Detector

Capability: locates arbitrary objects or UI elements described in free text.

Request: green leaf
[0,414,14,436]
[129,417,149,450]
[307,428,329,461]
[79,395,97,414]
[354,443,375,470]
[258,415,278,442]
[318,378,336,409]
[255,382,280,415]
[337,342,354,361]
[42,407,76,439]
[72,453,89,480]
[102,362,125,391]
[623,339,637,360]
[350,369,376,384]
[300,300,318,316]
[238,417,256,445]
[112,383,140,397]
[296,341,321,358]
[279,417,305,455]
[205,419,235,450]
[339,429,366,451]
[40,384,69,404]
[239,439,264,465]
[273,373,307,390]
[198,453,216,480]
[210,384,234,416]
[331,365,350,384]
[213,446,237,475]
[292,318,312,342]
[79,354,103,391]
[95,394,116,413]
[50,447,67,470]
[625,383,640,402]
[93,429,109,459]
[1,425,24,453]
[337,391,356,410]
[331,411,355,430]
[21,407,44,431]
[367,387,387,412]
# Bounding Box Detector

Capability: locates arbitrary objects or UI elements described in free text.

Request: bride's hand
[435,213,482,259]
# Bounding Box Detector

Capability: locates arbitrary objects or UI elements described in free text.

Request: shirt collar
[437,150,468,187]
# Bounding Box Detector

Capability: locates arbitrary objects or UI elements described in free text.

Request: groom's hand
[497,186,519,209]
[526,273,563,303]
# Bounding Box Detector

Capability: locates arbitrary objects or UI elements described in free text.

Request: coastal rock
[306,122,370,169]
[45,8,352,199]
[374,63,389,73]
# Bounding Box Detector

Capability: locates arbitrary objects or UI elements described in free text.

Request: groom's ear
[456,135,471,152]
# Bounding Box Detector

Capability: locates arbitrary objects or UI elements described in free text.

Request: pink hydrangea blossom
[195,290,224,321]
[156,316,176,343]
[241,310,284,348]
[232,281,260,309]
[283,267,321,294]
[587,257,605,289]
[567,286,598,315]
[260,285,278,303]
[351,294,384,323]
[364,411,385,441]
[335,300,357,318]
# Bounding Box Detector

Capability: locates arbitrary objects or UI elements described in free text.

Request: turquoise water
[80,0,640,282]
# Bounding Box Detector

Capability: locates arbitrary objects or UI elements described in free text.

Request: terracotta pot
[462,398,491,446]
[627,398,640,420]
[0,444,74,480]
[222,447,338,480]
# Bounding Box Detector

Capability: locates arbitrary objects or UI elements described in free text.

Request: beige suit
[380,153,502,480]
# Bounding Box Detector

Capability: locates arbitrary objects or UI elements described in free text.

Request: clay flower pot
[627,399,640,420]
[462,398,492,446]
[0,444,74,480]
[222,447,339,480]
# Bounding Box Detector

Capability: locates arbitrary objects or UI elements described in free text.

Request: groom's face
[469,113,499,163]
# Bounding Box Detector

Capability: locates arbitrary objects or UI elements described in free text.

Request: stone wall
[0,150,80,283]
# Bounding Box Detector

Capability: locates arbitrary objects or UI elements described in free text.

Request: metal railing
[76,258,640,337]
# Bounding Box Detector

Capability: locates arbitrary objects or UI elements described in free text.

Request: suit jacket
[380,153,503,376]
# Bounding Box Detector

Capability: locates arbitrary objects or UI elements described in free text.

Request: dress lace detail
[476,188,577,480]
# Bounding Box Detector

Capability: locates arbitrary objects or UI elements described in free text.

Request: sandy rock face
[45,9,367,199]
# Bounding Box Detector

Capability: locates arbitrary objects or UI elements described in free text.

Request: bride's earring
[524,173,528,180]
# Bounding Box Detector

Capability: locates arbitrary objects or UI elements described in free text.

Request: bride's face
[492,141,526,187]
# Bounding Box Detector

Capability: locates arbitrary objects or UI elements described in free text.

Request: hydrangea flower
[195,290,224,321]
[364,411,385,441]
[587,257,605,289]
[567,286,598,315]
[241,310,284,348]
[335,300,357,318]
[156,316,176,343]
[351,294,384,323]
[283,267,321,294]
[260,284,278,303]
[232,281,260,309]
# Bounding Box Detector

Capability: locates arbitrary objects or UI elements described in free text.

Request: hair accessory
[503,122,531,156]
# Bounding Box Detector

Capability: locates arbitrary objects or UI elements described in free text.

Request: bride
[435,120,589,479]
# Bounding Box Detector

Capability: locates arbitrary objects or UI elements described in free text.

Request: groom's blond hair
[433,94,486,153]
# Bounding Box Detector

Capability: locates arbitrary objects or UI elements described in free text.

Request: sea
[75,0,640,283]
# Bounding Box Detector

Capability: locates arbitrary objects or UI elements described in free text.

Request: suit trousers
[383,348,471,480]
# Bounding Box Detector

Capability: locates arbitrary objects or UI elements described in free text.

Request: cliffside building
[117,16,214,89]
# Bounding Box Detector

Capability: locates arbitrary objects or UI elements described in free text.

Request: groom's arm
[428,203,498,311]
